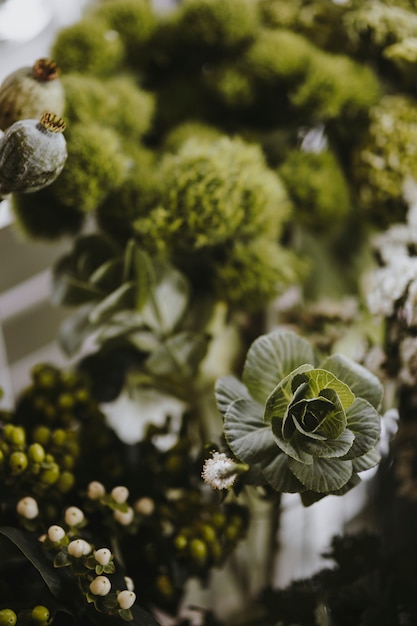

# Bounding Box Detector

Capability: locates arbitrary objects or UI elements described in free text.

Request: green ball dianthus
[62,73,155,142]
[177,0,259,51]
[52,123,128,214]
[52,18,125,76]
[351,94,417,226]
[163,121,223,152]
[278,149,351,234]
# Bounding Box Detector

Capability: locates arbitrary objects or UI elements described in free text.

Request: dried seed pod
[0,112,68,195]
[0,58,65,131]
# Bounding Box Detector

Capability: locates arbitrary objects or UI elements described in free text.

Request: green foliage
[176,0,259,51]
[162,121,223,153]
[216,329,383,504]
[51,123,128,213]
[89,0,156,65]
[51,18,125,76]
[351,94,417,226]
[62,73,155,142]
[278,149,352,234]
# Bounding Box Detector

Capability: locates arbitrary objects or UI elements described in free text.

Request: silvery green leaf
[123,241,155,312]
[88,282,136,325]
[141,262,190,335]
[242,330,316,405]
[352,446,381,472]
[288,457,353,493]
[215,375,252,416]
[261,450,305,492]
[320,353,383,410]
[224,396,276,464]
[264,363,315,424]
[344,397,381,460]
[272,429,315,464]
[301,428,354,459]
[145,331,208,378]
[59,303,95,356]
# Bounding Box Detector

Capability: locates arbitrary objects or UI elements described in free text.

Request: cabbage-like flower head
[215,330,383,505]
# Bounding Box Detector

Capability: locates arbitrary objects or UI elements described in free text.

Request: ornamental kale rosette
[215,330,383,505]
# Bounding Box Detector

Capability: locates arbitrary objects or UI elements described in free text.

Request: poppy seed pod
[0,58,65,131]
[0,112,67,195]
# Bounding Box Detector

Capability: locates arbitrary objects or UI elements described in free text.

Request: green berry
[32,425,50,446]
[174,535,188,551]
[50,429,67,448]
[28,443,46,464]
[57,393,74,410]
[31,605,50,624]
[9,451,28,474]
[39,463,60,485]
[56,471,75,493]
[189,538,208,566]
[0,609,17,626]
[3,425,25,446]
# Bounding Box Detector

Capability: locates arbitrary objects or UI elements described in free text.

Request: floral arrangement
[1,0,417,624]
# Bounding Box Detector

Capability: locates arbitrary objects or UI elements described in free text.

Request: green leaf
[88,282,136,325]
[0,527,63,596]
[288,457,353,493]
[320,354,383,410]
[301,428,354,459]
[272,429,314,465]
[124,241,155,311]
[264,364,315,424]
[312,387,347,441]
[89,258,124,292]
[215,375,252,416]
[352,446,381,472]
[261,451,305,492]
[140,262,190,335]
[59,303,95,356]
[302,369,354,410]
[224,397,277,464]
[52,270,104,306]
[242,330,316,405]
[145,331,208,378]
[343,397,381,460]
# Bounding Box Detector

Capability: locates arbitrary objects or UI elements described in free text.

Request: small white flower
[124,576,135,592]
[47,525,66,543]
[94,547,112,566]
[134,497,155,517]
[89,575,111,596]
[111,485,129,504]
[64,506,84,527]
[87,481,106,500]
[16,496,39,519]
[117,589,136,610]
[113,506,134,526]
[68,539,91,558]
[201,452,239,490]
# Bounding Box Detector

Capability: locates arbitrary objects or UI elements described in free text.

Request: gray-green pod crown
[0,59,65,131]
[0,112,68,195]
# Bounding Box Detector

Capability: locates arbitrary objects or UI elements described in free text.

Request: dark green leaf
[261,451,304,492]
[344,397,381,460]
[59,303,95,356]
[351,446,381,472]
[145,331,208,378]
[89,258,124,292]
[215,375,252,417]
[301,428,354,459]
[224,397,276,464]
[265,364,314,425]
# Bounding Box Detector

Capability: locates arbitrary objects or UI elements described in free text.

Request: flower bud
[87,480,106,500]
[89,575,111,596]
[117,590,136,610]
[94,547,112,566]
[68,539,91,558]
[16,496,39,519]
[0,58,65,131]
[134,497,155,516]
[113,507,134,526]
[47,524,66,543]
[111,485,129,503]
[0,112,67,195]
[64,506,84,526]
[124,576,134,592]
